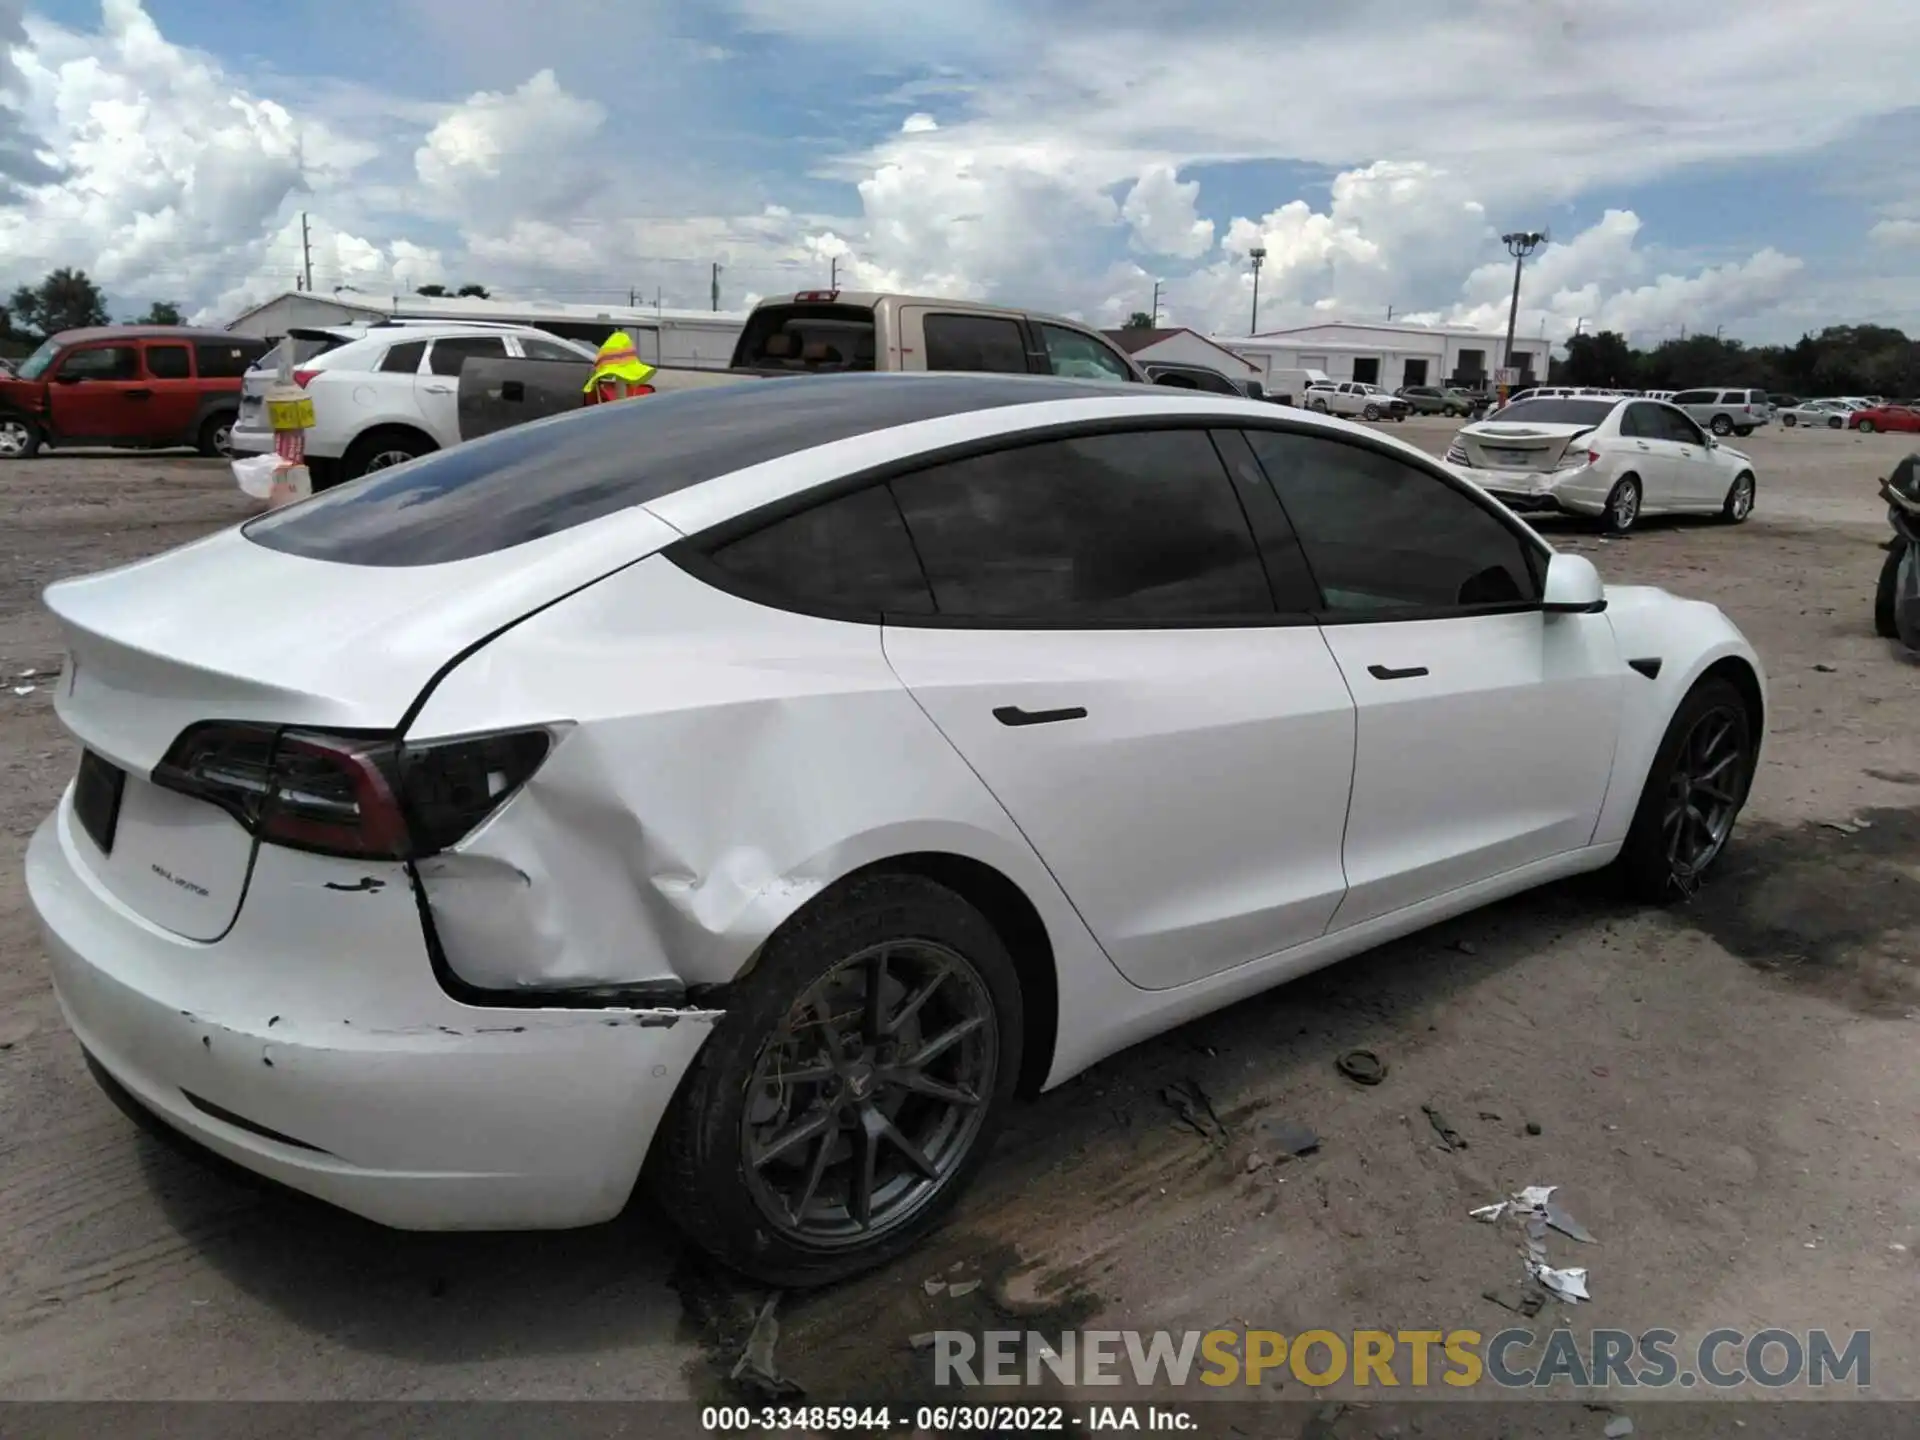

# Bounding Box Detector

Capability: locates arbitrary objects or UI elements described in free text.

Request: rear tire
[0,415,41,460]
[1617,677,1755,902]
[1720,472,1755,523]
[1442,405,1459,418]
[1710,415,1734,436]
[197,411,236,459]
[1734,427,1753,438]
[1878,545,1905,639]
[1601,474,1642,534]
[340,427,434,482]
[1828,416,1843,429]
[1782,414,1797,427]
[1858,419,1877,434]
[1311,399,1330,414]
[650,873,1023,1288]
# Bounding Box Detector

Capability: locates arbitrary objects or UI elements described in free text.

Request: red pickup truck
[0,325,270,460]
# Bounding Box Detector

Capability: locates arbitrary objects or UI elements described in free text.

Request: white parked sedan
[26,376,1766,1286]
[1447,395,1758,534]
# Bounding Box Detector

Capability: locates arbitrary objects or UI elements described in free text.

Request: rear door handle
[993,704,1088,727]
[1366,664,1429,681]
[422,383,454,394]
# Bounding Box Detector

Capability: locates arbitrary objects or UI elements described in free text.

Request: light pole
[1151,279,1162,327]
[1248,246,1267,334]
[1500,230,1545,398]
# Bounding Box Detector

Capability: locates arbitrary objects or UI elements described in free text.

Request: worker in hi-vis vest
[582,331,657,404]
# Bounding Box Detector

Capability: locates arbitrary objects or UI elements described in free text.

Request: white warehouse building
[223,291,750,367]
[1215,320,1553,393]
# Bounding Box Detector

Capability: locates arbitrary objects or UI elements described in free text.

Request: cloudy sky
[3,0,1919,347]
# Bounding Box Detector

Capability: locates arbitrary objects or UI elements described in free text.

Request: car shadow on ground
[124,804,1920,1392]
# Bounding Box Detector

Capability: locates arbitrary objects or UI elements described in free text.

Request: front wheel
[0,415,41,460]
[1362,404,1381,421]
[1858,419,1877,434]
[650,873,1023,1287]
[1601,474,1642,534]
[1878,545,1905,639]
[1720,472,1755,523]
[1617,678,1755,901]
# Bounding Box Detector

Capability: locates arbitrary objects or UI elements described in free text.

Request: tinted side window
[519,337,586,362]
[427,335,508,376]
[1660,407,1706,445]
[1036,324,1133,383]
[709,484,933,616]
[1671,389,1713,406]
[194,341,262,378]
[58,345,139,381]
[922,313,1029,373]
[889,429,1273,621]
[144,344,191,379]
[1245,430,1540,614]
[379,340,428,374]
[1620,403,1660,439]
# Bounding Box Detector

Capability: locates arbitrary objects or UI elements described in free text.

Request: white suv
[231,322,595,486]
[1670,387,1772,438]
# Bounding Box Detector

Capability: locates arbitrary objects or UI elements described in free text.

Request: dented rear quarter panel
[404,555,1117,1001]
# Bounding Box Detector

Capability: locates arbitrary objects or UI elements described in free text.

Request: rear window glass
[736,304,877,372]
[1479,398,1616,426]
[242,373,1115,567]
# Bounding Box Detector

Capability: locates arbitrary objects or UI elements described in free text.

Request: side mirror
[1542,552,1606,614]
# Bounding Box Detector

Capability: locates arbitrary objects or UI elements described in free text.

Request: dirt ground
[0,422,1916,1430]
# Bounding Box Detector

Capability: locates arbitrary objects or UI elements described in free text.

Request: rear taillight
[291,368,319,388]
[793,290,840,303]
[154,722,554,860]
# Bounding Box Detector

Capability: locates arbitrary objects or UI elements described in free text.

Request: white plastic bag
[232,452,279,500]
[267,463,312,509]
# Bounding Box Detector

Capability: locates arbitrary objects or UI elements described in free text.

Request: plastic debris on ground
[1422,1104,1467,1151]
[1471,1183,1598,1306]
[1604,1413,1636,1437]
[730,1293,802,1399]
[1254,1115,1321,1159]
[1162,1078,1228,1145]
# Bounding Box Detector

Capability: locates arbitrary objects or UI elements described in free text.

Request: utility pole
[1151,280,1162,326]
[300,211,313,293]
[1499,230,1545,403]
[711,262,721,312]
[1387,304,1394,321]
[831,255,840,289]
[1248,246,1267,335]
[629,287,636,306]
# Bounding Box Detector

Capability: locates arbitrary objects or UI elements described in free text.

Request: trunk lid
[1457,422,1592,472]
[46,507,680,939]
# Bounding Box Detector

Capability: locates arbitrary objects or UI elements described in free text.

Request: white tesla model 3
[26,375,1766,1285]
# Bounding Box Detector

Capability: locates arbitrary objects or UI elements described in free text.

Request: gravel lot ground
[0,421,1916,1427]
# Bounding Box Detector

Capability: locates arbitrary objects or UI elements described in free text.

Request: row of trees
[0,269,498,347]
[1550,325,1917,398]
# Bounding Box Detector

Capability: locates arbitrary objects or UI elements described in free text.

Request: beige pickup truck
[458,290,1156,439]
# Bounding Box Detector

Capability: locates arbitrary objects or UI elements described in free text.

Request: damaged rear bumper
[25,802,721,1231]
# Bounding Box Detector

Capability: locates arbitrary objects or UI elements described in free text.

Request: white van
[1263,367,1331,407]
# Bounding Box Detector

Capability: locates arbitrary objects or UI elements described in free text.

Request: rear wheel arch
[734,851,1060,1097]
[343,423,437,476]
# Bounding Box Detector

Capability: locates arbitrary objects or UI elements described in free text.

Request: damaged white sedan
[27,374,1766,1286]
